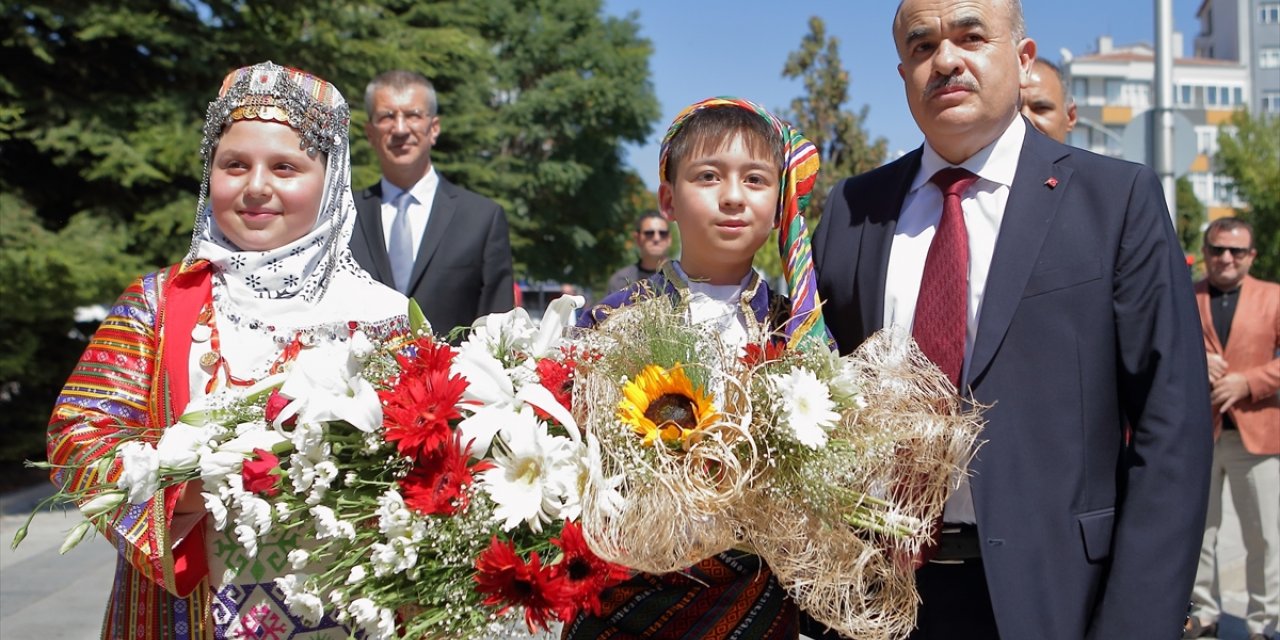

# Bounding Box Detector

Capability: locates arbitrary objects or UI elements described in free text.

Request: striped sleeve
[46,268,181,591]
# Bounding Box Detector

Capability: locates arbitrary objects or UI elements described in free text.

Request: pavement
[0,481,1255,640]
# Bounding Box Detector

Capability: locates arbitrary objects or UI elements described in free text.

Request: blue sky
[602,0,1203,189]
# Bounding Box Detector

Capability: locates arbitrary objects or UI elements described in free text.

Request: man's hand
[1206,353,1228,382]
[1210,372,1251,413]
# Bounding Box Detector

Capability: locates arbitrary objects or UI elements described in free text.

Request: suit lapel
[966,131,1073,385]
[355,183,394,281]
[407,176,459,292]
[859,149,922,335]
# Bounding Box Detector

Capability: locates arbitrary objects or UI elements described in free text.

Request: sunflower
[617,364,719,448]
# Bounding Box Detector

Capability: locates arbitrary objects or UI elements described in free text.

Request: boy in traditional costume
[565,97,823,640]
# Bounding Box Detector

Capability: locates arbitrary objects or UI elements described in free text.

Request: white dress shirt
[379,167,439,258]
[884,116,1027,523]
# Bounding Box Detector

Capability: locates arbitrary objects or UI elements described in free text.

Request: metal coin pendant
[199,351,221,368]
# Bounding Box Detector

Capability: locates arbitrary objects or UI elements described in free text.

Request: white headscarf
[184,61,406,379]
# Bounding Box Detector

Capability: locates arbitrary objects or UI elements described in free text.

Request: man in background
[349,70,514,336]
[1185,217,1279,640]
[1020,58,1076,143]
[606,211,671,293]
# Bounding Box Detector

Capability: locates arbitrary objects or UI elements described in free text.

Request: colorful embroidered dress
[563,264,798,640]
[47,61,411,640]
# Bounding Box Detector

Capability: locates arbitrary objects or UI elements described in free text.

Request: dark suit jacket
[812,122,1213,639]
[350,175,514,337]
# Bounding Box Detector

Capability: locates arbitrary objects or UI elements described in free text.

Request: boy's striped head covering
[658,97,828,349]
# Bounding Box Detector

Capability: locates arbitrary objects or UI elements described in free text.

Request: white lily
[529,294,583,358]
[155,423,215,471]
[277,345,382,433]
[217,427,289,457]
[452,342,518,409]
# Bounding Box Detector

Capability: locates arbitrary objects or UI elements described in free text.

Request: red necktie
[913,167,979,389]
[908,167,979,568]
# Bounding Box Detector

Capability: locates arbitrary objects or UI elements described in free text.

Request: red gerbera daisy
[550,521,630,619]
[395,338,456,378]
[400,433,490,516]
[474,536,569,633]
[381,368,467,461]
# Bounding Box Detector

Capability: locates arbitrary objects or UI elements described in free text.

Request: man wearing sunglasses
[1186,217,1280,640]
[606,212,672,294]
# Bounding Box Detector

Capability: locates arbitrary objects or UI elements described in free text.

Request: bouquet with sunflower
[571,296,984,639]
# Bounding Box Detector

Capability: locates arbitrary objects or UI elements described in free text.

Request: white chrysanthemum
[345,565,367,585]
[310,505,356,541]
[369,537,418,577]
[375,490,413,538]
[235,493,274,536]
[478,408,578,532]
[235,523,260,558]
[276,574,324,625]
[202,492,229,530]
[373,607,397,640]
[116,441,160,504]
[347,598,379,627]
[554,441,591,522]
[769,367,841,448]
[287,549,310,570]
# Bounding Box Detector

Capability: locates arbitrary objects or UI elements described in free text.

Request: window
[1207,86,1219,106]
[1260,3,1280,24]
[1259,47,1280,68]
[1195,127,1217,155]
[1178,84,1193,106]
[1233,87,1243,105]
[1073,78,1090,102]
[1263,91,1280,113]
[1212,174,1238,207]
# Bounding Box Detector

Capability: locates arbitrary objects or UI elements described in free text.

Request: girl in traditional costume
[564,97,824,640]
[47,61,409,639]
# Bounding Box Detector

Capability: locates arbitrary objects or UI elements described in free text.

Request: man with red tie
[810,1,1212,638]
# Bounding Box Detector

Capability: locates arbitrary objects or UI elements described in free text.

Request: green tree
[0,0,657,461]
[1216,109,1280,280]
[783,17,887,218]
[756,16,887,279]
[1175,175,1205,257]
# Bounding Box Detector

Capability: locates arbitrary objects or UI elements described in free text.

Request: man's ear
[1066,102,1079,132]
[1018,39,1038,89]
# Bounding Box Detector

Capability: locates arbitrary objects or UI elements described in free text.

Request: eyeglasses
[372,109,434,129]
[640,229,670,240]
[1206,244,1251,259]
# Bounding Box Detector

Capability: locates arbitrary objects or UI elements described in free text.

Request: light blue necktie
[388,190,415,294]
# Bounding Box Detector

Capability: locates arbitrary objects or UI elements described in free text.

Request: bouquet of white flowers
[16,297,629,640]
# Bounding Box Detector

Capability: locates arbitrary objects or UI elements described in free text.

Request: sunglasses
[1206,244,1251,259]
[640,229,670,240]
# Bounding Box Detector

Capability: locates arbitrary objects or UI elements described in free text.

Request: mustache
[924,75,978,97]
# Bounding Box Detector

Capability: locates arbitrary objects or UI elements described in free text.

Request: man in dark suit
[810,1,1212,638]
[350,70,514,336]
